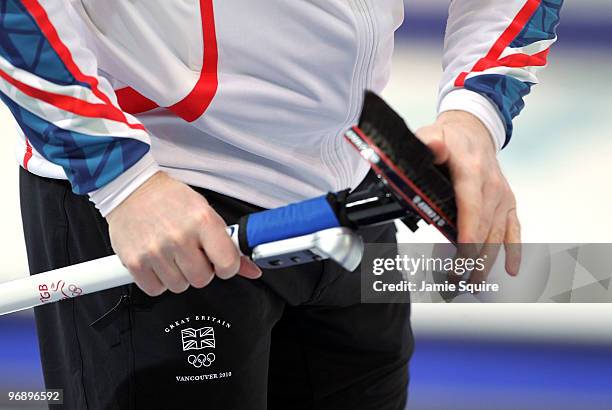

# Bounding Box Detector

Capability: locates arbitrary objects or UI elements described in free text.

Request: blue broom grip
[246,195,341,249]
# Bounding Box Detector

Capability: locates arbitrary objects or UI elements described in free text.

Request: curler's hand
[106,172,262,296]
[416,110,521,280]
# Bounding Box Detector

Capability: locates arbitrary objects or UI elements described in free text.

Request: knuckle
[144,245,162,260]
[142,283,166,297]
[167,279,189,294]
[151,286,166,297]
[211,246,240,273]
[190,272,213,288]
[128,255,154,276]
[215,260,240,278]
[198,207,219,226]
[161,231,190,253]
[167,231,185,247]
[142,287,157,297]
[125,257,144,274]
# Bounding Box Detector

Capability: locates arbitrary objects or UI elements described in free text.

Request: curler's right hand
[106,172,262,296]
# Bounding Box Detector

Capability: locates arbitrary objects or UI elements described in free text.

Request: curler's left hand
[415,110,521,281]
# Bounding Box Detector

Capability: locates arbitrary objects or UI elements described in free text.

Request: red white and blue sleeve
[0,0,159,216]
[438,0,563,151]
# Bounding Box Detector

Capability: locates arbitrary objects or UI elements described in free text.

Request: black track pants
[19,167,414,410]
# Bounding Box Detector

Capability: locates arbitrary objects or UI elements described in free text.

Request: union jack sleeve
[0,0,157,214]
[438,0,563,150]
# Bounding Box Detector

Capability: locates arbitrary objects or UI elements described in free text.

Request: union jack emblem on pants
[181,327,215,351]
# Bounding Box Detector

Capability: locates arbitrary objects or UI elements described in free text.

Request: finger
[470,243,501,286]
[477,180,503,244]
[174,247,215,288]
[199,212,241,279]
[416,126,449,164]
[470,204,507,283]
[151,257,190,294]
[130,265,167,296]
[237,256,263,279]
[447,242,479,284]
[504,208,522,276]
[454,175,484,245]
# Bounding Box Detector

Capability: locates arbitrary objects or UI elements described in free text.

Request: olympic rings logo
[187,353,216,368]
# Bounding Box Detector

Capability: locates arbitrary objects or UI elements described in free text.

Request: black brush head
[346,91,457,243]
[359,92,434,170]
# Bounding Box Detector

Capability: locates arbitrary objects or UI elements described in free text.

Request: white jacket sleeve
[0,0,159,216]
[438,0,563,150]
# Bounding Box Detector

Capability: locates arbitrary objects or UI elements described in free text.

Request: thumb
[237,255,263,279]
[416,124,449,165]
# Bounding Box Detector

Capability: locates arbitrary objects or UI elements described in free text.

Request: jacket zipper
[325,0,378,190]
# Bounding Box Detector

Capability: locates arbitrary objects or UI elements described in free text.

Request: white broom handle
[0,255,130,316]
[0,224,240,316]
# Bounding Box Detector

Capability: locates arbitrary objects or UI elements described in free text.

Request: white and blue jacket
[0,0,562,215]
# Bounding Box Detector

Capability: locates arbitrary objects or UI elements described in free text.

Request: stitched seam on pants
[61,186,91,410]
